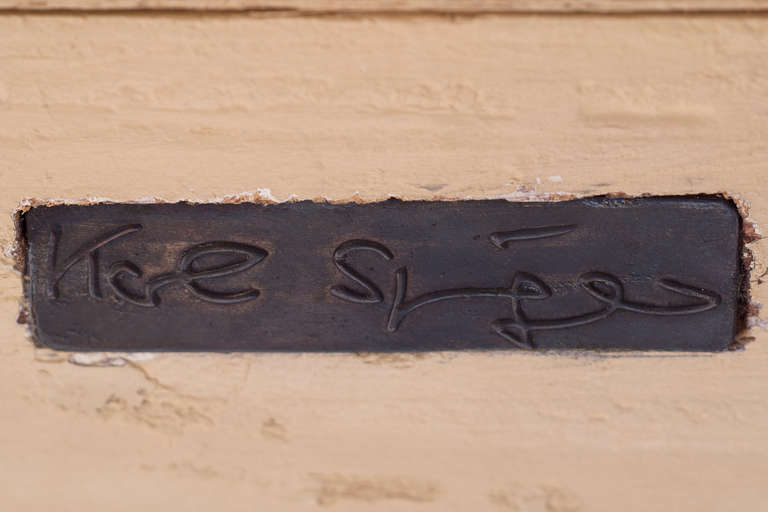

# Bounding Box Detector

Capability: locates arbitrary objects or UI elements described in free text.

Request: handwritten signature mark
[43,223,721,349]
[47,224,267,307]
[331,226,721,349]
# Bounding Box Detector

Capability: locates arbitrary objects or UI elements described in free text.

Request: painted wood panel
[0,12,766,512]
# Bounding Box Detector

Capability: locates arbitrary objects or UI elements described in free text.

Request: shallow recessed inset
[20,197,746,352]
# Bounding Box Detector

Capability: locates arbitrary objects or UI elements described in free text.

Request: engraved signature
[44,223,722,349]
[330,226,721,349]
[46,224,267,306]
[109,241,267,307]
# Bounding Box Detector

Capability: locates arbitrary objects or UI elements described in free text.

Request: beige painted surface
[4,0,768,13]
[1,11,767,512]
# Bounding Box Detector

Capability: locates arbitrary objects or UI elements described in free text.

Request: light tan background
[1,3,767,511]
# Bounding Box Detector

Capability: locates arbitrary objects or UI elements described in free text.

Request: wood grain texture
[0,12,767,512]
[2,0,768,13]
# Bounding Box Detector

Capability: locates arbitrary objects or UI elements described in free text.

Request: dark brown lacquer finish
[22,197,744,352]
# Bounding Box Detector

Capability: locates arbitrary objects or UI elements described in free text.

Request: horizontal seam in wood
[2,8,768,17]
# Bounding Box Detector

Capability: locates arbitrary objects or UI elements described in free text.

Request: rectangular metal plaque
[22,197,744,352]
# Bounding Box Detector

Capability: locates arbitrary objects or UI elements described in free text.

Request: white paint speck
[69,352,156,367]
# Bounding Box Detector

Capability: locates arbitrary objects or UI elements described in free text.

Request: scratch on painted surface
[310,473,440,506]
[489,484,582,512]
[261,417,288,441]
[96,389,215,434]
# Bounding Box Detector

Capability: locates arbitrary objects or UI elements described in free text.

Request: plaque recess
[21,197,745,352]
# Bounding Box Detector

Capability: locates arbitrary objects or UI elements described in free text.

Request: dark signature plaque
[22,197,744,352]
